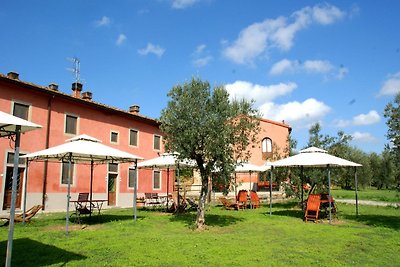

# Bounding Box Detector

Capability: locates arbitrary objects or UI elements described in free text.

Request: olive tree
[160,78,259,229]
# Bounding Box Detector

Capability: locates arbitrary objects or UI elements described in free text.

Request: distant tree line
[286,92,400,192]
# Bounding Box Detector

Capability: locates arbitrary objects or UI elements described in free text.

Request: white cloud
[225,81,297,105]
[172,0,199,9]
[269,59,297,75]
[303,60,333,73]
[311,3,345,25]
[352,132,377,143]
[138,43,165,57]
[95,16,111,27]
[192,44,213,67]
[259,98,331,128]
[116,34,127,46]
[223,3,345,65]
[353,110,380,125]
[334,110,380,128]
[379,72,400,96]
[269,59,335,75]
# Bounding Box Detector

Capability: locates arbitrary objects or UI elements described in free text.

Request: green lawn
[331,188,400,203]
[1,202,399,266]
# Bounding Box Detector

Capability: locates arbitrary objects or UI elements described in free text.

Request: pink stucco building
[0,71,291,211]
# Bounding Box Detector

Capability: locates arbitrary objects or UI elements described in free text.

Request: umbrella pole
[354,167,359,218]
[166,167,169,211]
[269,167,273,216]
[133,159,137,222]
[5,125,21,267]
[234,173,237,202]
[301,166,304,210]
[22,160,29,224]
[328,165,332,224]
[249,171,252,209]
[89,160,94,218]
[66,153,72,235]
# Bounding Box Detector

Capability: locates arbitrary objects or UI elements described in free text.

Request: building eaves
[0,73,160,126]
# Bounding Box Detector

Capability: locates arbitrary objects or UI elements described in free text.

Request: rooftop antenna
[66,57,82,89]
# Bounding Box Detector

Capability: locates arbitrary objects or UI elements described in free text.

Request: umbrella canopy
[235,162,265,173]
[0,110,41,136]
[270,147,362,167]
[137,152,195,169]
[0,110,42,267]
[24,134,142,163]
[267,146,362,223]
[23,134,143,234]
[137,153,195,210]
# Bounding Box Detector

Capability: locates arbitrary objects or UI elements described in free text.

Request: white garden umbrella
[0,110,42,267]
[234,162,264,208]
[137,153,195,209]
[269,147,362,223]
[23,134,143,234]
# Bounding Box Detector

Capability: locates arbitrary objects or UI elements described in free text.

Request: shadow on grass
[270,209,304,219]
[0,238,86,266]
[342,214,400,230]
[169,211,245,228]
[67,214,146,225]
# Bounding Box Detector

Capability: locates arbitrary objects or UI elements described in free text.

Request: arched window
[262,138,273,160]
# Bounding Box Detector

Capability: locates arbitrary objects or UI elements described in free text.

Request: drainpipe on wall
[42,94,54,210]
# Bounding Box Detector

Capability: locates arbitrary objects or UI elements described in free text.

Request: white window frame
[153,134,162,151]
[152,170,161,190]
[128,167,138,189]
[129,128,139,147]
[110,130,119,144]
[60,161,76,186]
[11,100,31,121]
[64,113,79,136]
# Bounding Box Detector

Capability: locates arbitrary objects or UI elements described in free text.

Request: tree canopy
[160,78,260,229]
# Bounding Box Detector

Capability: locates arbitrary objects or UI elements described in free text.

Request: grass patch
[332,188,400,203]
[0,202,399,266]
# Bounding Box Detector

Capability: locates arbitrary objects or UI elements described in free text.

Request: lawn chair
[305,194,321,223]
[0,205,43,226]
[219,196,241,210]
[250,190,260,209]
[71,193,94,224]
[237,190,248,209]
[186,198,199,211]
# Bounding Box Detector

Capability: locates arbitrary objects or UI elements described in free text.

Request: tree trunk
[195,172,209,229]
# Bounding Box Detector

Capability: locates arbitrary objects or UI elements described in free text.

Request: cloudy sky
[1,0,399,153]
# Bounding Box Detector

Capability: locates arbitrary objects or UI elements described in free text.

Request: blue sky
[1,0,399,153]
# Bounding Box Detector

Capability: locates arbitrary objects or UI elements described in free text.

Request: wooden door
[3,167,24,210]
[108,173,117,206]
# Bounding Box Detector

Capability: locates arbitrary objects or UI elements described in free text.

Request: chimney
[129,105,140,115]
[7,71,19,80]
[71,82,83,98]
[48,83,59,91]
[82,91,92,100]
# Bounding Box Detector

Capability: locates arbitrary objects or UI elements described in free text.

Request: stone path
[335,198,400,208]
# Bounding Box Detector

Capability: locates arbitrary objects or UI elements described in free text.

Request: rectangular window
[128,168,138,188]
[108,163,118,173]
[153,135,161,151]
[61,162,74,185]
[153,170,161,190]
[65,114,78,135]
[129,129,138,146]
[110,131,119,143]
[13,102,29,120]
[7,152,26,166]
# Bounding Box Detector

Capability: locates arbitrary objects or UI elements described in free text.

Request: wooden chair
[305,194,321,222]
[1,205,43,225]
[186,198,199,211]
[219,196,241,210]
[250,190,260,209]
[237,190,248,209]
